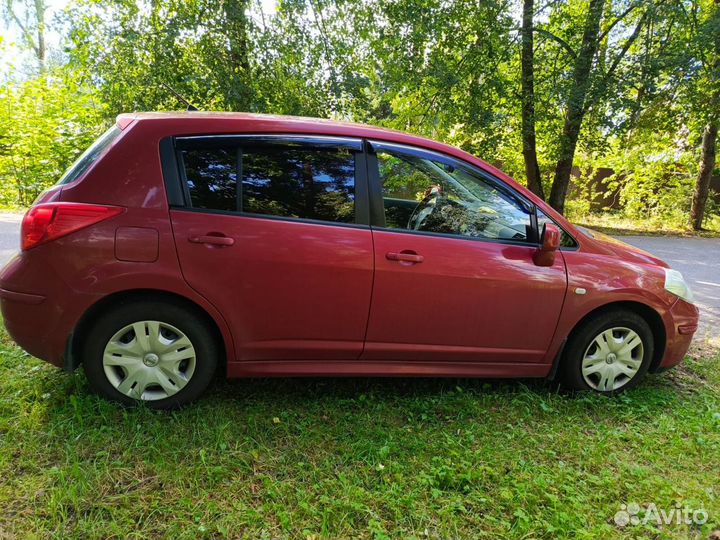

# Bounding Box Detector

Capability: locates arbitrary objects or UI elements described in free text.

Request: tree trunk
[548,0,605,214]
[690,0,720,230]
[223,0,252,110]
[521,0,544,200]
[34,0,46,71]
[690,123,718,230]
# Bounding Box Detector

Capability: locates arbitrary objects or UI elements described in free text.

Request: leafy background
[0,0,718,232]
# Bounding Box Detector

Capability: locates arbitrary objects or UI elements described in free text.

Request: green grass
[574,212,720,238]
[1,325,719,540]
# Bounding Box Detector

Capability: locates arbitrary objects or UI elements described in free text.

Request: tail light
[21,203,125,251]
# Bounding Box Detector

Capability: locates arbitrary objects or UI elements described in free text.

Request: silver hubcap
[582,327,644,392]
[102,320,196,401]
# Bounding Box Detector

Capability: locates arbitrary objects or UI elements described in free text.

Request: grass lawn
[574,212,720,238]
[0,324,718,540]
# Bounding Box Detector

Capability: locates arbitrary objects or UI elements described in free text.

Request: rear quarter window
[58,126,122,185]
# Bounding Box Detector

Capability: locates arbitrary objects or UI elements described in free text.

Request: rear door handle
[386,251,424,264]
[188,234,235,247]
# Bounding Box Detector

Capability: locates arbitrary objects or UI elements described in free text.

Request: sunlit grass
[573,211,720,238]
[0,323,718,539]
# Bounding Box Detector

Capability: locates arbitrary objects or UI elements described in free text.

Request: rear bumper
[0,288,45,305]
[0,285,70,367]
[653,298,699,372]
[0,252,93,369]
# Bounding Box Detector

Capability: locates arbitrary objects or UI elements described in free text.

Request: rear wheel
[562,309,654,394]
[82,300,218,408]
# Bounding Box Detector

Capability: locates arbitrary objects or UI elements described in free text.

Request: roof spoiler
[116,114,137,130]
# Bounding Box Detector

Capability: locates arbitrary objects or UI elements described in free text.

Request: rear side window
[58,126,122,185]
[181,147,237,212]
[179,140,356,224]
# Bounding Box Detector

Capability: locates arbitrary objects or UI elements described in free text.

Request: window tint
[180,141,356,223]
[242,146,354,223]
[536,209,578,248]
[58,126,122,185]
[182,147,237,212]
[377,150,532,242]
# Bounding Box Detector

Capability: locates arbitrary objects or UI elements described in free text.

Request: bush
[0,70,107,207]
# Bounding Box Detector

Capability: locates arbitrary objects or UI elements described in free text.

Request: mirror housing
[533,223,560,267]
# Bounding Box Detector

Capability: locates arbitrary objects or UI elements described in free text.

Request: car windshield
[57,126,122,185]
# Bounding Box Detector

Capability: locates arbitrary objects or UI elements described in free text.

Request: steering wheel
[407,187,442,230]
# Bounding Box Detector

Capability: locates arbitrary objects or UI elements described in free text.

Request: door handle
[188,234,235,246]
[386,251,424,264]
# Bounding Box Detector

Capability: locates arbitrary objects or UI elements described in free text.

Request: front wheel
[81,300,218,409]
[562,309,654,394]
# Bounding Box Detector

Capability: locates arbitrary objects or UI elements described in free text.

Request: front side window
[376,149,532,242]
[180,140,356,224]
[537,209,578,248]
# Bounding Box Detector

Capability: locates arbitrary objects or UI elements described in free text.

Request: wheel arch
[564,300,666,372]
[67,288,231,372]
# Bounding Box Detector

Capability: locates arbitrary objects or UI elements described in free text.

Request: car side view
[0,113,699,408]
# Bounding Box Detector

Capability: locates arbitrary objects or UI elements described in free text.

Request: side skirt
[227,360,552,379]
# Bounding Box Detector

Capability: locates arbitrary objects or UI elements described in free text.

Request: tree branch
[308,0,340,98]
[605,10,648,82]
[532,27,576,58]
[598,2,641,43]
[585,9,648,113]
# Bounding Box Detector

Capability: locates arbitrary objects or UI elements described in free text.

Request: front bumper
[653,297,699,372]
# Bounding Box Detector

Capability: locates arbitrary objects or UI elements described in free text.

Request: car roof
[117,111,450,151]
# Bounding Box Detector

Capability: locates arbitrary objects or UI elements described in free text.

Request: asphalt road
[0,213,21,268]
[0,213,716,337]
[616,235,719,339]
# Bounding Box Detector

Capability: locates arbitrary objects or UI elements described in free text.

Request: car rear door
[163,135,374,362]
[362,141,568,365]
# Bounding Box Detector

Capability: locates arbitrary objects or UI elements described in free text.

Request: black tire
[81,299,218,409]
[561,309,654,394]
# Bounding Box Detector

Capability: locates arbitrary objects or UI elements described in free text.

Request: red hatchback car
[0,112,699,408]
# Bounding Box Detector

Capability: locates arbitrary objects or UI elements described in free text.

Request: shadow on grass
[41,362,695,427]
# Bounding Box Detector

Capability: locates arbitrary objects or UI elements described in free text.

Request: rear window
[178,139,357,224]
[58,126,122,185]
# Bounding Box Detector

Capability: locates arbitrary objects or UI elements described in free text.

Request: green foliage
[604,144,696,224]
[0,0,717,224]
[0,69,107,206]
[65,0,257,113]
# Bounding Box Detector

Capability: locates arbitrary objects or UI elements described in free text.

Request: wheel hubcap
[581,327,644,392]
[143,353,159,367]
[102,320,196,401]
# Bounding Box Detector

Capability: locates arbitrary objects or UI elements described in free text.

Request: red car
[0,113,699,408]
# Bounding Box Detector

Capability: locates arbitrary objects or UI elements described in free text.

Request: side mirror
[533,223,560,267]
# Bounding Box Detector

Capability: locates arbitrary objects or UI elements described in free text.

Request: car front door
[165,135,374,363]
[362,141,568,365]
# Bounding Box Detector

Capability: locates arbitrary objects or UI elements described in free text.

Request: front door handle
[386,250,424,264]
[188,234,235,247]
